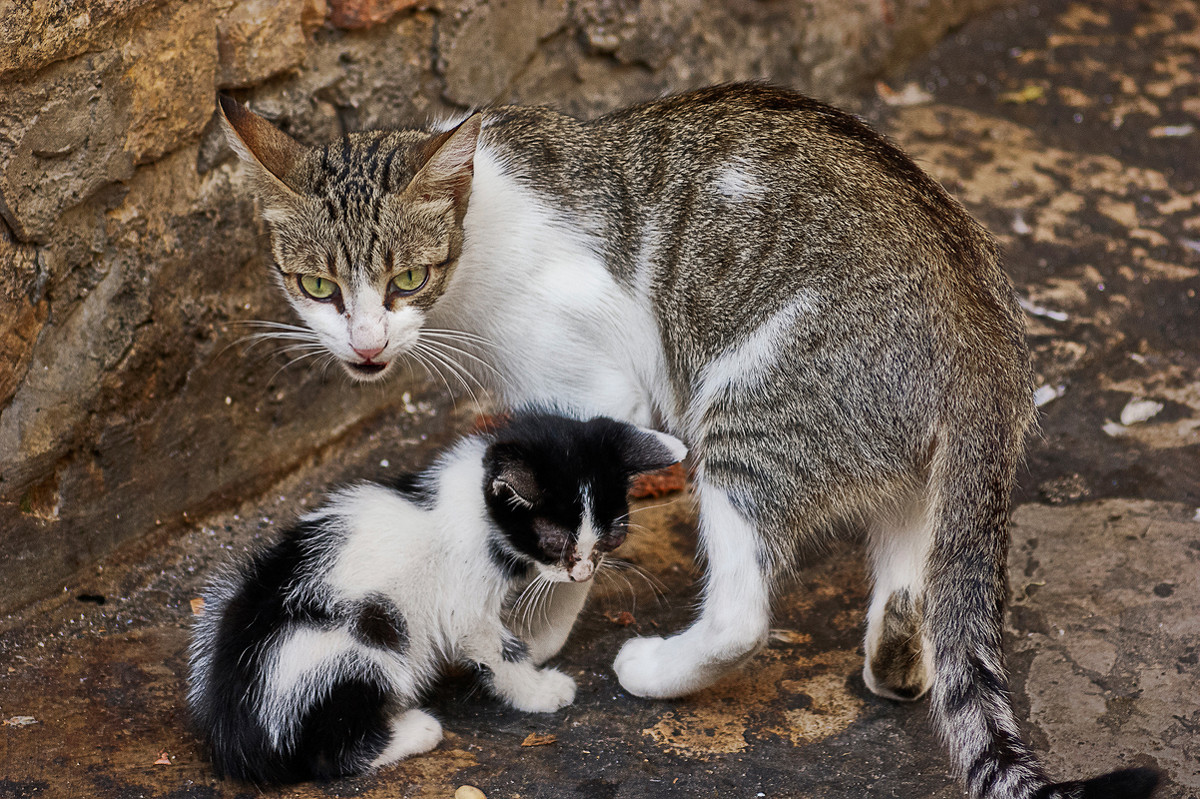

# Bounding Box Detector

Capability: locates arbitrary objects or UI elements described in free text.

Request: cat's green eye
[299,274,338,301]
[390,264,429,295]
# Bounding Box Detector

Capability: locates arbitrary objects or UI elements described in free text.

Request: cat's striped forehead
[275,130,456,283]
[298,132,427,226]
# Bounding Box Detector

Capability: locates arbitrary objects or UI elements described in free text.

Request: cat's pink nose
[352,345,385,361]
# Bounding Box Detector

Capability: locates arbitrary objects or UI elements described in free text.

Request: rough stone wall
[0,0,1007,613]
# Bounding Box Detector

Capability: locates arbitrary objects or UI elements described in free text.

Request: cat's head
[217,95,481,382]
[482,413,688,583]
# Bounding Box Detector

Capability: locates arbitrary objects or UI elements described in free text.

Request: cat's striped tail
[923,411,1159,799]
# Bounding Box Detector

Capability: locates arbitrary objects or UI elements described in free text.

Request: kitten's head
[217,95,481,382]
[482,413,688,583]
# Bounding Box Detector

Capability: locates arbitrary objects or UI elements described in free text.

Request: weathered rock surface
[0,0,1007,614]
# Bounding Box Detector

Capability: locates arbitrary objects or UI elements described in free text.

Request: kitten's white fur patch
[369,709,443,768]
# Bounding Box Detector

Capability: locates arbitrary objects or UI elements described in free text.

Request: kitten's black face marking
[481,412,682,579]
[350,594,409,652]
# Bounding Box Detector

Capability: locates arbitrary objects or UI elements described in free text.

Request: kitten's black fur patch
[192,518,354,784]
[385,471,436,508]
[352,594,409,651]
[487,537,529,580]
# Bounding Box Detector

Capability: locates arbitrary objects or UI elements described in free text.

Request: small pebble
[455,787,485,799]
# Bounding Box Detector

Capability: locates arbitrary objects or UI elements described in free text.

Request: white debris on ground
[876,81,934,106]
[1034,384,1066,407]
[1119,398,1164,426]
[3,716,38,727]
[1018,296,1070,322]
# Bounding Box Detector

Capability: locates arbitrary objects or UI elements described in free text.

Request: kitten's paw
[370,709,443,769]
[506,667,577,713]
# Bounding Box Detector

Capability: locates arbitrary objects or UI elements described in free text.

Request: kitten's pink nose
[352,345,385,361]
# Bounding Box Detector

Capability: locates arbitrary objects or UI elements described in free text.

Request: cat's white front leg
[509,580,593,665]
[614,480,770,698]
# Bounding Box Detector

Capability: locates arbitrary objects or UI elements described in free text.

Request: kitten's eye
[299,274,339,301]
[389,264,429,295]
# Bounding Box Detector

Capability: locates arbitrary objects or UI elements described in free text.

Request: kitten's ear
[620,427,688,475]
[216,94,305,203]
[485,443,541,509]
[406,114,482,219]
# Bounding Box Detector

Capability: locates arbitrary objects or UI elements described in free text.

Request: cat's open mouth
[346,361,389,379]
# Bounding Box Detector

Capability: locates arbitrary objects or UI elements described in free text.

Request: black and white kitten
[187,411,686,784]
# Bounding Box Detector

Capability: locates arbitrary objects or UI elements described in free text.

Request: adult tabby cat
[217,84,1157,799]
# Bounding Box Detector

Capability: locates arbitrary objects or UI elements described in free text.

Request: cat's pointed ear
[485,443,541,510]
[406,113,482,218]
[217,94,305,200]
[620,427,688,476]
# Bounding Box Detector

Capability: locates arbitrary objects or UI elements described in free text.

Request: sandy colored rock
[217,0,312,87]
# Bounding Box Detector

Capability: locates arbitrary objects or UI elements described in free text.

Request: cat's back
[604,83,993,271]
[604,85,1024,384]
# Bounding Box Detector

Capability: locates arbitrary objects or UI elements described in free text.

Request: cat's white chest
[440,150,670,427]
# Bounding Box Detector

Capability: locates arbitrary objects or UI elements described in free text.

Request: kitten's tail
[923,411,1159,799]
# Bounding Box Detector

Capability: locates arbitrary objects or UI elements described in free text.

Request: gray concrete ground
[1,1,1197,797]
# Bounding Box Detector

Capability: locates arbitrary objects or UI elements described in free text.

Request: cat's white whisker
[267,349,329,384]
[417,339,490,390]
[420,327,495,348]
[413,341,485,409]
[420,336,510,391]
[404,346,460,410]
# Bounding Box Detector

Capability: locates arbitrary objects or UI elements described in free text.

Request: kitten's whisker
[600,558,667,603]
[628,494,692,517]
[597,562,639,607]
[512,573,547,635]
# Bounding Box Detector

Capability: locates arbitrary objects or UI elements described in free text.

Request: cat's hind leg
[614,477,771,698]
[863,506,936,701]
[368,708,443,769]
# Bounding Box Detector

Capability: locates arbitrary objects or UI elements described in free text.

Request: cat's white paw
[370,708,443,768]
[613,635,677,698]
[614,633,737,699]
[506,667,577,713]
